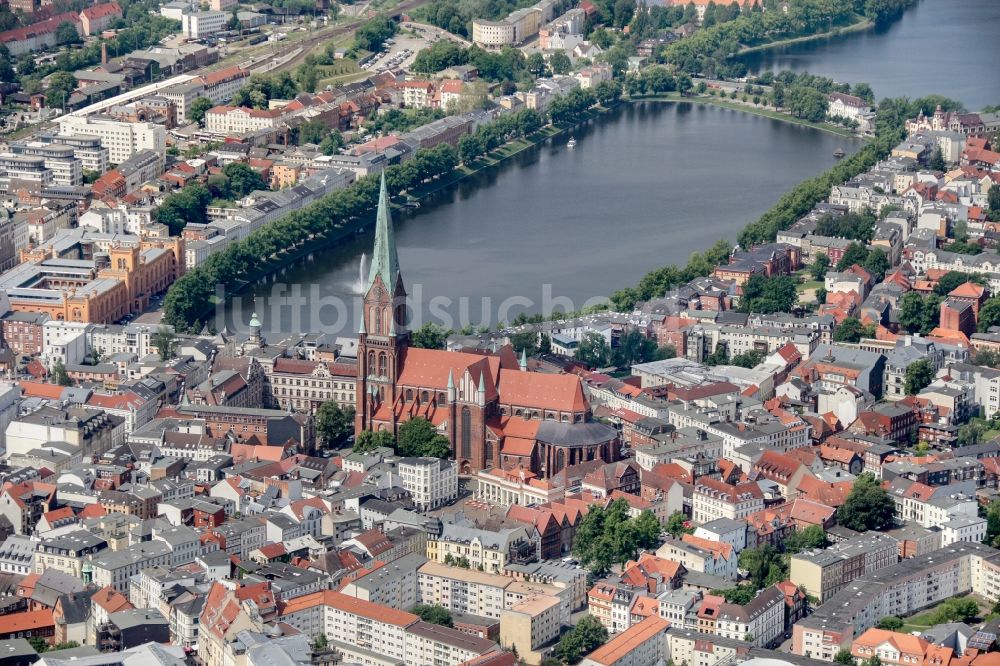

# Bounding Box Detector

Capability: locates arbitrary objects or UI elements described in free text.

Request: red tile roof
[81,2,121,20]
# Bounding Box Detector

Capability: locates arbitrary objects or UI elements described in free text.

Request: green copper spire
[366,172,401,292]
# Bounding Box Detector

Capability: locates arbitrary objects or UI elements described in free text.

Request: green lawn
[798,279,823,293]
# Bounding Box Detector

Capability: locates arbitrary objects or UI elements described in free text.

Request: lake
[741,0,1000,111]
[218,102,860,337]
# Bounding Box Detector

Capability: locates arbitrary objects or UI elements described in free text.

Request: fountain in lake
[353,252,367,294]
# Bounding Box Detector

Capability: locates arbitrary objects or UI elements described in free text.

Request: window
[461,407,471,459]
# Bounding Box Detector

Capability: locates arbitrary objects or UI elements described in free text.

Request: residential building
[398,457,458,511]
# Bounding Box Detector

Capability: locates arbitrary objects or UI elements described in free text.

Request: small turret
[519,348,527,371]
[248,311,262,348]
[477,372,486,407]
[447,370,456,403]
[81,561,93,585]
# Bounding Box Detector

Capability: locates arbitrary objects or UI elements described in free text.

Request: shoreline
[736,17,875,55]
[207,98,852,324]
[632,93,861,138]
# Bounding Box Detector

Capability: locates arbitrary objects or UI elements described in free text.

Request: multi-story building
[80,2,123,35]
[57,116,166,164]
[716,585,785,647]
[476,467,565,506]
[33,531,107,577]
[181,10,226,38]
[0,218,29,273]
[9,142,83,186]
[339,552,425,608]
[0,154,52,190]
[500,594,564,665]
[692,478,765,523]
[159,67,249,124]
[792,543,1000,661]
[204,106,284,134]
[789,534,898,604]
[41,133,109,174]
[426,520,535,574]
[398,457,458,511]
[267,356,357,413]
[3,234,184,324]
[580,616,670,666]
[272,590,499,666]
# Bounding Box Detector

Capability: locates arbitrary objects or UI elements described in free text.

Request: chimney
[101,42,108,65]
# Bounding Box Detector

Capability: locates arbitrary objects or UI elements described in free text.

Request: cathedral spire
[366,172,401,292]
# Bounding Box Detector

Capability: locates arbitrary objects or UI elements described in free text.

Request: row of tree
[457,109,544,164]
[162,143,458,330]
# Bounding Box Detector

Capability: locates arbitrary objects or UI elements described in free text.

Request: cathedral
[355,175,621,478]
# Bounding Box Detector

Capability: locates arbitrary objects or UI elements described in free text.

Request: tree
[979,297,1000,332]
[986,501,1000,547]
[157,182,212,235]
[509,330,538,357]
[634,510,663,550]
[51,359,71,386]
[0,45,15,84]
[935,271,986,296]
[833,317,874,343]
[413,604,453,627]
[55,20,81,45]
[539,334,552,355]
[787,86,828,122]
[836,472,896,532]
[877,617,904,631]
[714,586,757,605]
[904,359,935,395]
[836,242,869,271]
[784,525,827,553]
[665,512,692,538]
[397,417,451,458]
[862,248,889,282]
[458,134,485,164]
[190,97,214,125]
[957,420,987,448]
[354,429,395,453]
[555,615,608,664]
[739,274,796,314]
[989,184,1000,222]
[575,331,611,368]
[411,322,449,349]
[928,146,946,171]
[834,649,855,666]
[28,637,49,654]
[153,326,177,361]
[223,162,267,197]
[549,51,572,75]
[354,16,397,51]
[320,130,345,156]
[46,71,77,108]
[526,52,547,77]
[810,253,830,281]
[316,402,355,447]
[594,80,622,106]
[573,499,652,575]
[612,328,660,366]
[738,544,785,590]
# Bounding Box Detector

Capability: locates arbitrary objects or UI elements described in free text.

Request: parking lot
[361,22,469,73]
